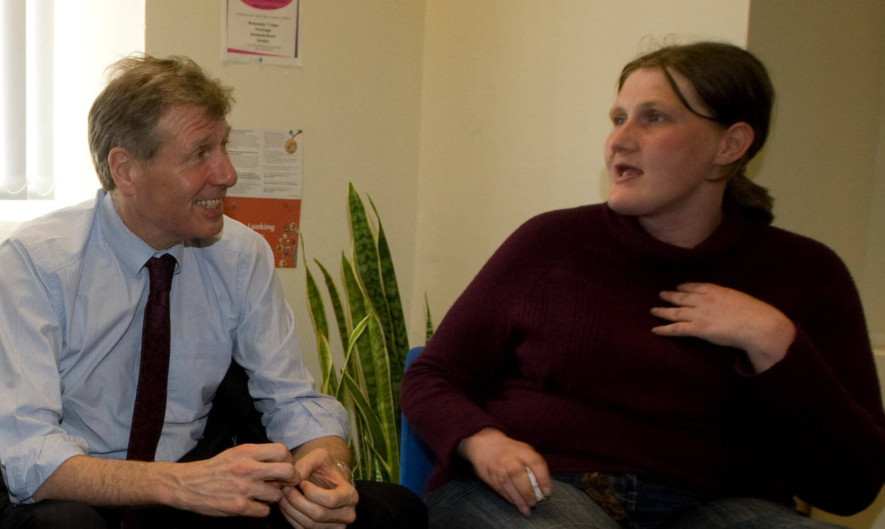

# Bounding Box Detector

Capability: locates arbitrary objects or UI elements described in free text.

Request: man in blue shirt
[0,54,424,529]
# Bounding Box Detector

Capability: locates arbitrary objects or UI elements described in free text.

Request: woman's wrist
[458,427,504,461]
[745,316,796,373]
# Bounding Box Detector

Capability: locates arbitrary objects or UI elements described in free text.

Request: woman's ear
[715,122,754,167]
[108,147,137,195]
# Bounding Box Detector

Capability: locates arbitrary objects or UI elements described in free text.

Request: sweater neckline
[602,199,748,268]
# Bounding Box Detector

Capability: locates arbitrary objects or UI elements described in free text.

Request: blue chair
[399,346,435,496]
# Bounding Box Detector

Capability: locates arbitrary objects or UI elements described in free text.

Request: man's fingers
[281,485,356,528]
[299,479,358,509]
[250,480,287,503]
[225,444,299,483]
[239,500,273,519]
[239,442,293,462]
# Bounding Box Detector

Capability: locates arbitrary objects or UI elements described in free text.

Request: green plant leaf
[305,266,338,394]
[305,264,329,340]
[336,315,369,400]
[425,294,435,344]
[364,309,399,479]
[316,332,339,395]
[369,197,409,413]
[363,439,394,482]
[303,182,437,485]
[315,259,350,353]
[348,184,395,355]
[342,254,373,394]
[340,371,392,481]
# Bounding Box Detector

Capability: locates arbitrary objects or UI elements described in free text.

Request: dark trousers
[0,480,425,529]
[0,363,427,529]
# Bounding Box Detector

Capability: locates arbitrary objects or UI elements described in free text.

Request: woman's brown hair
[619,42,776,223]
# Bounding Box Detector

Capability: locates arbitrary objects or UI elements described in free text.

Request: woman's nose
[606,122,637,154]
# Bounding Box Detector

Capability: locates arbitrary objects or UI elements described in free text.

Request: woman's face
[604,67,729,230]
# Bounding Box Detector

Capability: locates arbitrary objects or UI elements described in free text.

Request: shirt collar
[96,189,184,276]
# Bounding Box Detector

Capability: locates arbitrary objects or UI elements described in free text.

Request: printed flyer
[224,128,303,268]
[223,0,302,66]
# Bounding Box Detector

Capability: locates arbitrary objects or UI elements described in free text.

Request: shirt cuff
[2,433,89,504]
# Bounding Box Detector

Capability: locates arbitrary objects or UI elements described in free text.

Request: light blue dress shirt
[0,190,348,504]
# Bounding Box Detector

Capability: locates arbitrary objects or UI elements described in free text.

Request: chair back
[399,346,435,495]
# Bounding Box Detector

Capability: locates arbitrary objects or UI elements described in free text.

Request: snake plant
[305,183,430,482]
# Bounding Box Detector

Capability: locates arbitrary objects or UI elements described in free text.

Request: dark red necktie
[127,254,176,462]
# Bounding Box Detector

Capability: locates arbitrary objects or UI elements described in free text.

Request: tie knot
[146,254,176,292]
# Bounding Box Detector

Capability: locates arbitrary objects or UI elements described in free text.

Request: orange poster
[224,196,301,268]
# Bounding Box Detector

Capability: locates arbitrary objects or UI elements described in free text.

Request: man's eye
[611,115,626,126]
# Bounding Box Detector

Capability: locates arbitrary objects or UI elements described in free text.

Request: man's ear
[715,122,754,167]
[108,147,138,195]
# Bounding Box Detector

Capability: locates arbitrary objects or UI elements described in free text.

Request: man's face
[118,105,237,249]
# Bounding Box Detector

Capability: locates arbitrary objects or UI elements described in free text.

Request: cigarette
[525,466,545,503]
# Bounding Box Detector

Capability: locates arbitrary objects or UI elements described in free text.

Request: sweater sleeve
[400,214,558,476]
[748,251,885,515]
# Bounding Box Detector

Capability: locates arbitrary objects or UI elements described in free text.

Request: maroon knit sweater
[400,201,885,515]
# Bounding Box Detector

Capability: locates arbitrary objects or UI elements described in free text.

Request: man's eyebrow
[186,129,228,151]
[183,135,213,152]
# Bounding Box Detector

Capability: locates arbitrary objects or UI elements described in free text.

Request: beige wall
[145,3,885,525]
[747,3,885,526]
[146,1,426,375]
[411,0,750,338]
[747,0,885,348]
[145,0,752,361]
[143,1,884,368]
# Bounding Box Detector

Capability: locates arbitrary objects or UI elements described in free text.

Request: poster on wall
[222,0,302,66]
[224,128,303,268]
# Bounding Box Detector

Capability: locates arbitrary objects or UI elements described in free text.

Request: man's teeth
[196,199,223,208]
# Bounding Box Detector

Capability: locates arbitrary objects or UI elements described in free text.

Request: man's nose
[213,153,238,187]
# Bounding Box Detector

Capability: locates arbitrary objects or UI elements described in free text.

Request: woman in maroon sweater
[400,42,885,529]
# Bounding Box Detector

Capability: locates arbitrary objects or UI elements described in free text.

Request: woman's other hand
[651,282,796,373]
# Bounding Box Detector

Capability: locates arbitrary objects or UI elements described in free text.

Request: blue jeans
[424,475,848,529]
